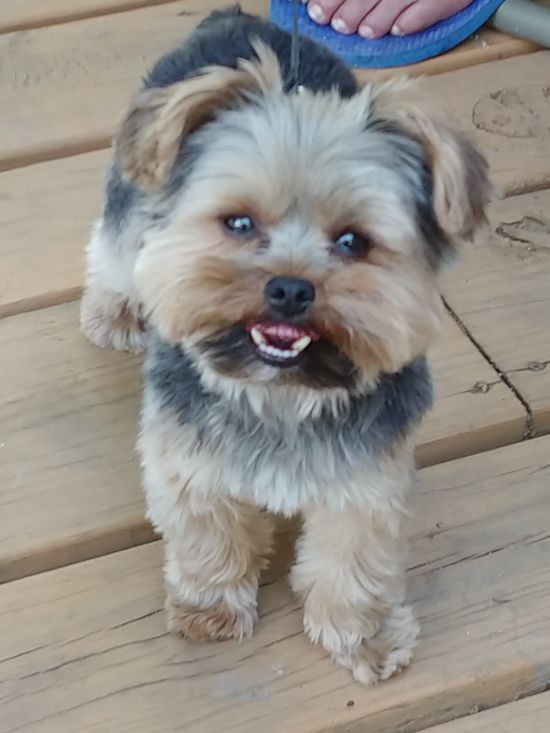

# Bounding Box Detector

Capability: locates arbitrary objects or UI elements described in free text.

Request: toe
[305,0,346,26]
[358,0,416,38]
[392,0,474,36]
[329,0,381,35]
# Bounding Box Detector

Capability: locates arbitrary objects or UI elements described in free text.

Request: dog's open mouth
[247,322,319,366]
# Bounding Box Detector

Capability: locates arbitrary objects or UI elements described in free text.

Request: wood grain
[0,302,153,585]
[0,0,258,171]
[1,437,549,733]
[424,51,550,197]
[356,30,537,83]
[0,0,183,34]
[0,0,543,180]
[0,301,526,583]
[443,190,550,434]
[418,315,526,466]
[425,693,550,732]
[0,0,538,81]
[0,150,108,319]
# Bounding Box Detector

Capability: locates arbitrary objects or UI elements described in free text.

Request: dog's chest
[191,402,377,513]
[144,341,432,514]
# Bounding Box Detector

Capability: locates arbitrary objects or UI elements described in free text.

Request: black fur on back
[145,6,358,96]
[103,6,358,234]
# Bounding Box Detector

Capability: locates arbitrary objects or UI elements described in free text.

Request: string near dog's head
[288,0,302,91]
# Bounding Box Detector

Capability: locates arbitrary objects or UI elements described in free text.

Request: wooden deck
[1,1,549,731]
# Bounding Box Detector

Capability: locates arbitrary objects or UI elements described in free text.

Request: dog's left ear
[366,78,493,240]
[114,42,282,193]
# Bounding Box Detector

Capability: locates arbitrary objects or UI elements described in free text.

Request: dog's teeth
[258,344,298,360]
[250,327,267,346]
[292,335,312,353]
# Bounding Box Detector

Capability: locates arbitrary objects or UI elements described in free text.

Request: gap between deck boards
[443,300,535,441]
[0,0,185,35]
[1,435,550,733]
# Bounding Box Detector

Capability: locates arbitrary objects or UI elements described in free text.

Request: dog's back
[145,6,358,97]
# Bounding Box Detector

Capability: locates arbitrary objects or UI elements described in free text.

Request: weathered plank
[0,150,107,319]
[0,0,535,70]
[0,0,545,187]
[424,693,550,732]
[1,52,548,323]
[0,0,258,171]
[0,436,549,733]
[0,301,525,583]
[443,189,550,434]
[425,51,550,197]
[0,0,181,34]
[1,0,539,71]
[0,302,152,584]
[358,29,537,83]
[418,315,526,466]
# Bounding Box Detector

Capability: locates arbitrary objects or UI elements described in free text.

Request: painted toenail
[391,24,405,36]
[332,17,351,34]
[308,4,326,23]
[358,23,374,39]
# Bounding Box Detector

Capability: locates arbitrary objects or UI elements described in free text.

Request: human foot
[294,0,475,39]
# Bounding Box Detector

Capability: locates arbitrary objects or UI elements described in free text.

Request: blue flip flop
[269,0,507,68]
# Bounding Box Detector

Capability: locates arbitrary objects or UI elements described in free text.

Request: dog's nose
[265,277,315,317]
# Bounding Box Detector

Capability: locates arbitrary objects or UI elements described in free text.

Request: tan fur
[162,493,272,642]
[80,288,145,352]
[141,394,419,682]
[136,231,442,376]
[166,598,248,642]
[291,440,419,685]
[80,219,146,352]
[140,401,273,642]
[83,42,492,685]
[366,76,493,239]
[313,259,442,375]
[115,42,282,193]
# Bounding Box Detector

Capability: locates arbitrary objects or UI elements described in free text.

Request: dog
[80,6,491,684]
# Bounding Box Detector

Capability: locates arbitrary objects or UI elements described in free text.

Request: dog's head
[119,43,491,392]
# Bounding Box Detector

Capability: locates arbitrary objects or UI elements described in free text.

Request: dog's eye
[223,215,256,237]
[333,232,373,258]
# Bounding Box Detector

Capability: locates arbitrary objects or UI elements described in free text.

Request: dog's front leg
[159,496,272,643]
[291,498,419,685]
[80,215,147,353]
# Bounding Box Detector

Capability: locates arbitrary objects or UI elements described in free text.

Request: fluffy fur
[81,7,491,684]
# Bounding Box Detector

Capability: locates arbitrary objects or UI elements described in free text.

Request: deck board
[1,51,549,319]
[0,437,549,733]
[0,0,537,79]
[417,316,526,466]
[425,51,550,197]
[0,0,258,171]
[0,302,152,584]
[425,693,550,732]
[443,190,550,434]
[0,0,182,34]
[0,0,548,728]
[0,0,545,192]
[0,150,107,319]
[0,301,525,584]
[358,30,538,82]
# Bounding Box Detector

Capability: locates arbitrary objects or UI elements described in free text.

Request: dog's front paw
[305,604,420,686]
[372,604,420,681]
[80,291,147,353]
[165,594,257,643]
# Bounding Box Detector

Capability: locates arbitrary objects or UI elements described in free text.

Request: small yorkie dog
[81,7,491,684]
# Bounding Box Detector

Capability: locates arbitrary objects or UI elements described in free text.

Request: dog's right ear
[114,42,282,193]
[362,77,494,245]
